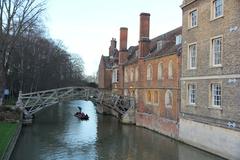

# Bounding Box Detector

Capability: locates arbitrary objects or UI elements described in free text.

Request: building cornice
[180,0,198,9]
[181,74,240,81]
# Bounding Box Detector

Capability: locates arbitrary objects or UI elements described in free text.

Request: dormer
[176,34,182,45]
[157,41,163,51]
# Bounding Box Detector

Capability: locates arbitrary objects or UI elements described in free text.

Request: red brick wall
[98,57,112,90]
[131,54,181,138]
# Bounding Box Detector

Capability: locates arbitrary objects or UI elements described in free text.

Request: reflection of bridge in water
[16,87,135,123]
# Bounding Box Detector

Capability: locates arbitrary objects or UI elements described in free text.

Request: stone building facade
[179,0,240,159]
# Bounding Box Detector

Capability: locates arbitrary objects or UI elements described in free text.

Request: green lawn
[0,122,17,158]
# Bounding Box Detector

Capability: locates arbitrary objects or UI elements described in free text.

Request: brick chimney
[139,13,150,58]
[109,38,117,57]
[119,27,128,64]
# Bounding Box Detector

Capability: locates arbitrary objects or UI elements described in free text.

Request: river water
[11,100,224,160]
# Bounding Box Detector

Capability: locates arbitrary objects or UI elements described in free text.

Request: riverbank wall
[96,101,240,159]
[179,118,240,160]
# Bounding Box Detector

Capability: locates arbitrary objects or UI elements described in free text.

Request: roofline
[150,26,182,42]
[144,52,178,61]
[127,26,182,50]
[180,0,198,8]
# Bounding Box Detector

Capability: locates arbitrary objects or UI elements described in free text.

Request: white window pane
[189,44,197,69]
[212,83,221,107]
[213,38,222,65]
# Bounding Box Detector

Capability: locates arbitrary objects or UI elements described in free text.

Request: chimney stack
[119,27,128,64]
[139,13,150,58]
[109,38,117,56]
[120,27,128,51]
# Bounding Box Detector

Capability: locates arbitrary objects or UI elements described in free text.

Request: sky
[45,0,183,76]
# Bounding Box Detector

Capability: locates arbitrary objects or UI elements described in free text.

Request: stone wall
[179,118,240,160]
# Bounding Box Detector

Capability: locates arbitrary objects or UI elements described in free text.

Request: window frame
[157,41,163,51]
[168,60,173,79]
[187,83,197,105]
[210,35,223,67]
[112,69,119,83]
[135,66,139,81]
[188,8,198,28]
[124,68,128,83]
[157,62,163,80]
[211,0,224,20]
[209,83,222,108]
[176,35,182,45]
[165,90,173,108]
[188,43,197,70]
[147,64,153,81]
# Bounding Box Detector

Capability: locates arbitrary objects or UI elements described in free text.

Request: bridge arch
[16,87,135,122]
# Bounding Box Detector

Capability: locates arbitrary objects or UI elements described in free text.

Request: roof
[124,26,182,65]
[146,26,182,60]
[102,55,113,69]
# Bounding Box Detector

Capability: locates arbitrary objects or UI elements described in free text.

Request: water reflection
[11,100,224,160]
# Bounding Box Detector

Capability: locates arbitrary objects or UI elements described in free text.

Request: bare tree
[0,0,45,104]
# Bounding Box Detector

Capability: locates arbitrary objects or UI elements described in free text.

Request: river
[10,100,224,160]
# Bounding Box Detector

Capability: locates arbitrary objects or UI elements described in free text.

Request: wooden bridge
[15,87,135,120]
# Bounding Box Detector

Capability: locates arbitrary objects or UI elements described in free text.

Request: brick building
[98,38,118,91]
[98,3,240,158]
[179,0,240,159]
[99,13,182,138]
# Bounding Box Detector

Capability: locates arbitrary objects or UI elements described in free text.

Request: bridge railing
[16,87,135,118]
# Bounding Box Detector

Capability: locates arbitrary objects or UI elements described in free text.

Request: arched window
[130,68,134,82]
[135,67,139,81]
[168,60,173,79]
[147,64,153,80]
[124,68,128,82]
[165,90,173,108]
[158,63,163,80]
[146,90,152,104]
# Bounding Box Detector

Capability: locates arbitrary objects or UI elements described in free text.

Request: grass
[0,122,17,158]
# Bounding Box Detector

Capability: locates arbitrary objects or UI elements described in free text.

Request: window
[211,37,222,66]
[135,67,139,81]
[176,35,182,45]
[124,68,128,82]
[212,0,223,19]
[154,91,159,104]
[146,90,152,104]
[165,90,173,108]
[189,9,197,28]
[158,63,163,80]
[112,69,119,83]
[168,61,173,79]
[157,41,163,50]
[130,68,134,82]
[124,89,128,96]
[188,84,196,105]
[189,44,197,69]
[147,64,153,80]
[211,83,221,107]
[117,70,119,82]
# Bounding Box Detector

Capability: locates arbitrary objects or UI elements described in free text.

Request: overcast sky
[45,0,183,76]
